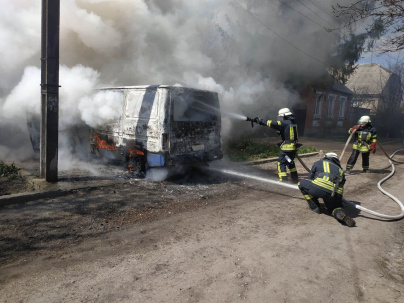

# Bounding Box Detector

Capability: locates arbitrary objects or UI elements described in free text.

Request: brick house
[293,82,354,137]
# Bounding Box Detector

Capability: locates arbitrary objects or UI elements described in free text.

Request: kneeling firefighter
[246,108,300,183]
[298,152,355,227]
[346,115,377,174]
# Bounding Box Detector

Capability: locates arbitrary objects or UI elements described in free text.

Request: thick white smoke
[0,0,344,163]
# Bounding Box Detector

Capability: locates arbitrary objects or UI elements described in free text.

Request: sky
[0,0,353,162]
[357,50,404,69]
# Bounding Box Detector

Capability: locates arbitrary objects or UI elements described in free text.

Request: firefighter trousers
[298,179,343,213]
[278,150,298,182]
[347,150,370,170]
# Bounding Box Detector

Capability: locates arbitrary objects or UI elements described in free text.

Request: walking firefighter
[346,115,377,174]
[246,108,300,183]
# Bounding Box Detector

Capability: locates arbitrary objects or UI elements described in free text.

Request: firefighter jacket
[308,159,345,195]
[265,118,299,151]
[348,124,377,153]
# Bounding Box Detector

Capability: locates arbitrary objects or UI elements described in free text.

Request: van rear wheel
[128,155,147,178]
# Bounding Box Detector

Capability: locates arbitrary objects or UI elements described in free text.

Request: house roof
[330,82,354,95]
[345,63,394,95]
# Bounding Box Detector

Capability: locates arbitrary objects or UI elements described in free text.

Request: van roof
[97,85,170,89]
[96,85,216,93]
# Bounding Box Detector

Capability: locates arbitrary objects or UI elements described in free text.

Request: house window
[314,92,323,118]
[339,96,347,118]
[327,94,336,118]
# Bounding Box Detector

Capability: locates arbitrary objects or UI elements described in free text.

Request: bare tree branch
[333,0,404,53]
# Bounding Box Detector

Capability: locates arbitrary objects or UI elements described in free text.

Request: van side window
[125,90,159,119]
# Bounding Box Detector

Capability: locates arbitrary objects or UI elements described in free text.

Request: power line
[231,0,326,66]
[278,0,341,33]
[278,0,327,30]
[295,0,339,28]
[306,0,335,18]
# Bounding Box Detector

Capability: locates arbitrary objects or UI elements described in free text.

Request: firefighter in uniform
[346,115,377,174]
[247,108,299,183]
[298,152,355,227]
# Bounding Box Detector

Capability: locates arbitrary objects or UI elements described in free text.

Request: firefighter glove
[370,142,376,153]
[253,117,265,125]
[350,125,360,132]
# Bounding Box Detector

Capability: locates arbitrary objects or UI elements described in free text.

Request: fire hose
[280,136,404,220]
[218,149,404,220]
[295,154,311,172]
[339,129,356,161]
[337,132,404,220]
[243,116,404,219]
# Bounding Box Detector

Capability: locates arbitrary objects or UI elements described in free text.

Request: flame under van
[91,85,223,175]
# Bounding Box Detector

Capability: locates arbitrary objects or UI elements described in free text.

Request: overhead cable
[231,0,326,66]
[295,0,340,28]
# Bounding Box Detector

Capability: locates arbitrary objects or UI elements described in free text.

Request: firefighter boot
[332,208,356,227]
[306,198,320,214]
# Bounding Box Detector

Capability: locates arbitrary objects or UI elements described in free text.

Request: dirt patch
[0,176,35,196]
[0,141,403,303]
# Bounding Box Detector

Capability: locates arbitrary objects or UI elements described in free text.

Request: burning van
[90,85,223,175]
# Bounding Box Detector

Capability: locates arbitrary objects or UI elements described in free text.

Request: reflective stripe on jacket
[308,159,345,195]
[266,119,299,151]
[348,125,377,153]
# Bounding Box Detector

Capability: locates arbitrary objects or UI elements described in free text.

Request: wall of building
[302,89,353,137]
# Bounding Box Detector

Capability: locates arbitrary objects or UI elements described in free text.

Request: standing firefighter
[247,108,299,183]
[346,115,377,174]
[298,153,355,227]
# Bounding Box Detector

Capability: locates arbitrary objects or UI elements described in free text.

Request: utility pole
[40,0,60,182]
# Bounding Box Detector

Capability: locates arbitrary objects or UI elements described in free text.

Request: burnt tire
[128,156,147,178]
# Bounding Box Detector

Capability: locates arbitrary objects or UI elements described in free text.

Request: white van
[90,85,223,175]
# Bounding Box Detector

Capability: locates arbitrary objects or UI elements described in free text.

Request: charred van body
[90,85,223,175]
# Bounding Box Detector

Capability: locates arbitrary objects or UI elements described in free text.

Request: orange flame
[129,148,144,157]
[128,148,144,172]
[94,134,117,151]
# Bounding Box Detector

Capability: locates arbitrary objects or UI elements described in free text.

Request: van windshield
[172,88,219,122]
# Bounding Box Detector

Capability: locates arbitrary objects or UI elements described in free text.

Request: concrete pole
[40,0,60,182]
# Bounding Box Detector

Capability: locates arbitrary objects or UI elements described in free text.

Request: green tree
[328,32,368,84]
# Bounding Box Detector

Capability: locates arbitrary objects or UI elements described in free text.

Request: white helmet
[278,108,293,117]
[358,115,371,124]
[324,152,339,160]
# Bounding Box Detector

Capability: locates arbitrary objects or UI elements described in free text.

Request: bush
[0,162,21,179]
[296,146,318,154]
[223,139,318,162]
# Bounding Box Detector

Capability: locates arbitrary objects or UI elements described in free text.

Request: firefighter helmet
[358,115,371,124]
[324,152,338,160]
[278,108,293,117]
[323,152,341,167]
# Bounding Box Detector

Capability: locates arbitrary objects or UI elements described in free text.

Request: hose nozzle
[246,117,254,128]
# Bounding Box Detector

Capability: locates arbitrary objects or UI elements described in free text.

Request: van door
[169,87,223,165]
[123,87,161,152]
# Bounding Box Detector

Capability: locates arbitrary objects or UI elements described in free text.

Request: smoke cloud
[0,0,345,163]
